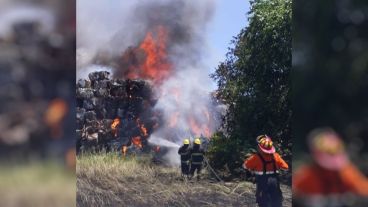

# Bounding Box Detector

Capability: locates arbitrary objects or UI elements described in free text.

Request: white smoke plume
[77,0,220,165]
[0,3,55,39]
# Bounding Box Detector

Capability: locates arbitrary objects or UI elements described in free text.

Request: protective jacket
[293,163,368,196]
[178,145,191,162]
[178,145,191,175]
[243,152,289,174]
[244,152,289,207]
[190,145,204,165]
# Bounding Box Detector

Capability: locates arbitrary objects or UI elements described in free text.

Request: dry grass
[77,153,291,207]
[0,162,76,207]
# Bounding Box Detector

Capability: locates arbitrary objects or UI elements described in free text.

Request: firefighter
[293,129,368,205]
[243,135,289,207]
[189,138,205,181]
[178,138,191,178]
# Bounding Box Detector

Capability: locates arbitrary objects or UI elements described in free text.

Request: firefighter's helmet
[194,138,201,145]
[183,139,190,145]
[258,135,275,154]
[308,128,348,170]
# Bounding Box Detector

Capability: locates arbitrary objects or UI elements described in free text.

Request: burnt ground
[77,153,291,207]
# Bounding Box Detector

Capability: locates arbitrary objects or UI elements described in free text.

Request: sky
[206,0,250,74]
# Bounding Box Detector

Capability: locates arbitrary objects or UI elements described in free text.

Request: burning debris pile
[77,0,222,162]
[0,3,75,162]
[76,71,162,154]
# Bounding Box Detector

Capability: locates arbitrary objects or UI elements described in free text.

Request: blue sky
[206,0,250,71]
[205,0,250,88]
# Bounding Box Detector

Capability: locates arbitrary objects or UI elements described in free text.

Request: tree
[208,0,292,176]
[293,0,368,171]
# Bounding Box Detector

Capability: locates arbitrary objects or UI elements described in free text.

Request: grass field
[77,153,292,207]
[0,162,76,207]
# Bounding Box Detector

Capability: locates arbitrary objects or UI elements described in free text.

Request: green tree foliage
[293,0,368,170]
[208,0,292,175]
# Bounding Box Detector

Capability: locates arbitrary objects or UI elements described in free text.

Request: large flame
[125,25,171,85]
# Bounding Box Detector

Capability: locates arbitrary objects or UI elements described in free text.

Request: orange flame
[188,109,212,138]
[140,124,148,137]
[111,118,121,137]
[189,117,202,137]
[44,98,68,139]
[126,25,171,85]
[122,145,127,156]
[169,112,180,128]
[132,136,143,149]
[136,118,148,137]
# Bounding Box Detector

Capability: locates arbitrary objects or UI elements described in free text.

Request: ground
[77,153,292,207]
[0,162,76,207]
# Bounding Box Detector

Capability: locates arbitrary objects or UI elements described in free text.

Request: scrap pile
[0,17,75,162]
[76,71,162,154]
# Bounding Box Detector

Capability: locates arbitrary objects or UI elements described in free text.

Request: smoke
[76,64,112,81]
[77,0,215,73]
[0,4,55,39]
[77,0,220,165]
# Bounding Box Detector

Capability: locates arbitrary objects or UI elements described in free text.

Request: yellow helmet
[194,138,201,145]
[183,139,190,145]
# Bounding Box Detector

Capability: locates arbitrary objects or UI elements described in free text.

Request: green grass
[77,152,292,207]
[0,161,76,207]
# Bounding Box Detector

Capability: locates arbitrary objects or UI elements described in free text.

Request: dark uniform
[178,144,191,176]
[189,144,204,180]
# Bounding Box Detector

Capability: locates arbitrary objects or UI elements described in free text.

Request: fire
[140,124,148,137]
[154,146,160,153]
[43,98,68,139]
[111,118,121,137]
[188,108,212,138]
[122,145,127,156]
[169,112,180,128]
[125,25,172,85]
[189,117,202,137]
[136,118,148,137]
[132,136,143,149]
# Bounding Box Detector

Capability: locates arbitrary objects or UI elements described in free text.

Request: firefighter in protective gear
[189,138,205,180]
[243,135,289,207]
[178,139,191,178]
[293,129,368,206]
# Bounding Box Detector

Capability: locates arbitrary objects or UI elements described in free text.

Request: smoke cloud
[0,4,55,39]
